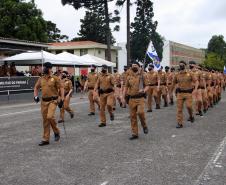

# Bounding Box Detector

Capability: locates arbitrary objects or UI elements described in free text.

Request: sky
[34,0,226,49]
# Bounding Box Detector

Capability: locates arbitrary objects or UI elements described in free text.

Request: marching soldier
[94,65,115,127]
[84,65,100,116]
[58,71,74,123]
[34,62,64,146]
[121,66,129,108]
[146,64,159,112]
[124,62,149,140]
[172,61,198,128]
[113,67,122,108]
[166,66,175,105]
[157,66,168,108]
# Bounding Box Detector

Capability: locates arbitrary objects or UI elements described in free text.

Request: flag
[224,66,226,74]
[146,41,161,71]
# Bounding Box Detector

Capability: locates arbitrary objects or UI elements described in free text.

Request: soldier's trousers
[157,85,168,105]
[192,89,202,112]
[176,93,193,125]
[99,92,114,124]
[129,98,147,136]
[88,90,100,113]
[60,96,74,120]
[167,84,174,102]
[147,86,157,110]
[41,100,60,141]
[207,86,214,106]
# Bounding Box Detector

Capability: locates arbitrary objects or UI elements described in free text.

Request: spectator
[75,77,81,93]
[31,66,40,76]
[2,61,10,76]
[9,62,17,76]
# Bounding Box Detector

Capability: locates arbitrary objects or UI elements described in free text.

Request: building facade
[48,41,120,64]
[161,40,205,68]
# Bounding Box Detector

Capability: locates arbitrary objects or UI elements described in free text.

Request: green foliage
[207,35,226,58]
[203,52,225,71]
[76,3,116,44]
[0,0,67,42]
[130,0,163,62]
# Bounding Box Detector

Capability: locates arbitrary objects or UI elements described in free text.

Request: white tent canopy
[3,51,74,66]
[57,52,100,66]
[80,54,116,67]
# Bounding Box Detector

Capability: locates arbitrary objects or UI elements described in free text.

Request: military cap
[165,66,170,70]
[102,64,108,69]
[44,62,53,68]
[132,61,140,67]
[149,64,154,68]
[179,61,186,65]
[90,64,96,68]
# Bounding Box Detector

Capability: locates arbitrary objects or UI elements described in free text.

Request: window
[67,50,74,54]
[98,50,101,54]
[80,49,88,56]
[56,50,63,54]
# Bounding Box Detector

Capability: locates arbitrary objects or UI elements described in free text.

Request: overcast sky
[35,0,226,48]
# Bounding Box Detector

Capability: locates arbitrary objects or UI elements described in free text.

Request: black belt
[177,88,193,94]
[116,84,121,88]
[130,93,146,99]
[88,87,94,90]
[42,96,58,102]
[198,86,205,89]
[149,83,157,86]
[160,83,166,85]
[99,88,114,94]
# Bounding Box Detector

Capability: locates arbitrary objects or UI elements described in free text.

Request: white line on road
[100,181,109,185]
[0,101,88,117]
[194,135,226,185]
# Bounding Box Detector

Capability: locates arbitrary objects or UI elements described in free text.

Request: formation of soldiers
[34,61,226,145]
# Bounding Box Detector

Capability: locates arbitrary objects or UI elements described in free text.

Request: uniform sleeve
[143,73,149,86]
[110,75,115,86]
[173,74,178,84]
[55,76,62,89]
[191,73,197,82]
[34,77,42,89]
[69,80,73,90]
[125,76,130,88]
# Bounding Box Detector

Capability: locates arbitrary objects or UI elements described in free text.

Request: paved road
[0,92,226,185]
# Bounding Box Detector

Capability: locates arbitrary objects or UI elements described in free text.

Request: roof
[0,37,48,48]
[48,41,121,50]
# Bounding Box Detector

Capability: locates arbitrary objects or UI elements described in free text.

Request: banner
[0,76,39,92]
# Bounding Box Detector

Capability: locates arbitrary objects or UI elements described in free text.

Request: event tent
[56,52,100,66]
[3,51,74,66]
[80,54,116,67]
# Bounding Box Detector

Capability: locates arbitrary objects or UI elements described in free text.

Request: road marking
[0,101,88,117]
[194,135,226,185]
[100,181,109,185]
[0,97,87,109]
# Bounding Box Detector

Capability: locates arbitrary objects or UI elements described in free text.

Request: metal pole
[7,90,10,102]
[41,50,44,72]
[127,0,131,66]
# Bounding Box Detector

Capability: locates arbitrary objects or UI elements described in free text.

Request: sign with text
[0,76,39,92]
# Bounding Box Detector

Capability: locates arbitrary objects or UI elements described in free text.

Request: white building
[117,42,127,73]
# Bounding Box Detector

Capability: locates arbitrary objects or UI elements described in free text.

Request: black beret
[171,67,175,70]
[149,64,154,68]
[132,61,140,67]
[189,61,196,65]
[179,61,186,65]
[102,64,108,69]
[44,62,52,68]
[165,66,170,69]
[90,64,96,68]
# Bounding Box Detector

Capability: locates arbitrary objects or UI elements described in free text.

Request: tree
[62,0,120,61]
[0,0,68,42]
[46,21,69,42]
[130,0,163,63]
[207,35,226,59]
[203,52,225,71]
[77,3,115,44]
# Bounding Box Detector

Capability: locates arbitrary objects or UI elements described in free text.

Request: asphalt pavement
[0,92,226,185]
